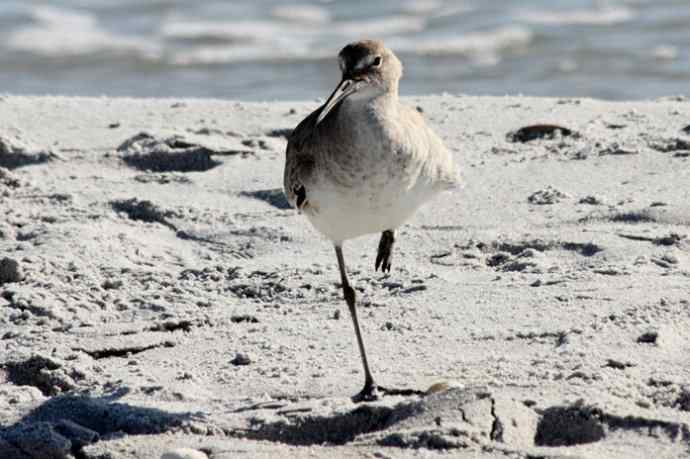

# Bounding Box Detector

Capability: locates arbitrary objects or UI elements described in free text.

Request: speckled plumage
[282,40,460,401]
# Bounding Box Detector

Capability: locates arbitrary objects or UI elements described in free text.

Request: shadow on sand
[0,388,200,458]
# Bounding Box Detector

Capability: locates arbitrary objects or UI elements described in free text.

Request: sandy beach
[1,94,689,458]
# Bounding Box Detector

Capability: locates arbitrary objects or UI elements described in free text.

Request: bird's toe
[375,249,392,272]
[352,384,381,403]
[375,231,395,272]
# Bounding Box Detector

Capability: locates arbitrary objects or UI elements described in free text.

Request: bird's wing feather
[283,106,323,207]
[399,104,461,190]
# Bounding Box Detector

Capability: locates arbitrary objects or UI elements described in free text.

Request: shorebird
[284,39,459,401]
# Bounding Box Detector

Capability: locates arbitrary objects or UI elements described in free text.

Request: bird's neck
[343,87,399,115]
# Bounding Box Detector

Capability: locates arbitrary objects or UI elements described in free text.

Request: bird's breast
[319,104,425,190]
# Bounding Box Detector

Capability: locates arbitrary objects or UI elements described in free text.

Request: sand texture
[0,95,689,458]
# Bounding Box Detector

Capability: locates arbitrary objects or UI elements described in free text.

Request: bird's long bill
[316,79,358,126]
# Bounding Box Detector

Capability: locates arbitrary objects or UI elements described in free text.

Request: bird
[283,39,460,402]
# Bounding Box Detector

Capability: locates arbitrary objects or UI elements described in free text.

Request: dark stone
[535,405,605,446]
[0,257,24,284]
[507,124,577,143]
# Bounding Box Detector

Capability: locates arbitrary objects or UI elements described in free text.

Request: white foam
[558,59,578,73]
[169,30,322,65]
[430,4,473,19]
[652,45,678,60]
[163,14,427,65]
[271,4,331,24]
[171,43,317,65]
[334,15,426,37]
[162,18,321,65]
[400,0,443,15]
[169,21,532,66]
[518,6,635,26]
[7,6,158,57]
[161,20,292,43]
[391,25,533,58]
[29,5,96,28]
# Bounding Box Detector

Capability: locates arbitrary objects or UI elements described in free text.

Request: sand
[0,94,688,458]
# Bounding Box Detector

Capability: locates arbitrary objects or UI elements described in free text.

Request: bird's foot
[352,382,381,403]
[351,383,425,403]
[375,230,395,272]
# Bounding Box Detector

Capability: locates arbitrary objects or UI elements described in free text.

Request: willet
[284,40,460,401]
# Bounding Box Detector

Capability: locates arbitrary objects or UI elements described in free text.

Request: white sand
[0,95,689,458]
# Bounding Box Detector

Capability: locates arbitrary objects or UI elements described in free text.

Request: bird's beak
[316,79,359,126]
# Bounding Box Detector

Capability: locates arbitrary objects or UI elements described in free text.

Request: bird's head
[316,39,403,126]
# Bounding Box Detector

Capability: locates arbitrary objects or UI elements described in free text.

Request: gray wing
[401,104,461,190]
[283,107,323,209]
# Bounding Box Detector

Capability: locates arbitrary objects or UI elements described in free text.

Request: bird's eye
[372,56,382,67]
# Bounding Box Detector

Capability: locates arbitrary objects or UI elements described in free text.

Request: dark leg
[335,245,378,401]
[375,230,395,272]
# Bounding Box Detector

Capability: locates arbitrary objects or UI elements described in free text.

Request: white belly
[304,177,440,243]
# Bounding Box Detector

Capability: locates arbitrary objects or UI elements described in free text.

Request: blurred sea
[0,0,688,100]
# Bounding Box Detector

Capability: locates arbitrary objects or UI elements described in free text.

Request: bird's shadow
[1,387,202,456]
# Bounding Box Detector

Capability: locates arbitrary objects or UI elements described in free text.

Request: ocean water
[0,0,688,101]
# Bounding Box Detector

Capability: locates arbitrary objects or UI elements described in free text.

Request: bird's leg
[375,230,395,272]
[335,245,378,402]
